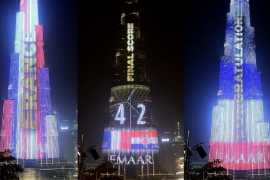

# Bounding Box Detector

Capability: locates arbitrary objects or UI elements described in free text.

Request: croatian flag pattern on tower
[209,0,270,170]
[102,128,159,153]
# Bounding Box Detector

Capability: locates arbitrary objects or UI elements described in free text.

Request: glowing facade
[102,0,159,170]
[209,0,270,170]
[0,0,59,159]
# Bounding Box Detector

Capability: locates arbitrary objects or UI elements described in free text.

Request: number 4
[115,103,126,124]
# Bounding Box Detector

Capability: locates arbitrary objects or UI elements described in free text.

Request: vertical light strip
[29,0,33,159]
[15,12,21,158]
[18,11,25,159]
[30,130,33,159]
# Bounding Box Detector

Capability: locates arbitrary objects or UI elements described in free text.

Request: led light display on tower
[209,0,270,171]
[0,0,59,160]
[102,0,159,168]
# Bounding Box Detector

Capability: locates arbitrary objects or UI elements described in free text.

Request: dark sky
[0,0,77,125]
[183,1,229,151]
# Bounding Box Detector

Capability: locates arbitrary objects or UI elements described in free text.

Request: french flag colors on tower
[0,0,59,160]
[102,128,159,153]
[209,0,270,171]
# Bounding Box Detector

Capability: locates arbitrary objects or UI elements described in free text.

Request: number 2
[137,104,146,125]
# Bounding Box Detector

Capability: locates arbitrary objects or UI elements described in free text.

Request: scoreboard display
[109,85,152,128]
[102,84,159,157]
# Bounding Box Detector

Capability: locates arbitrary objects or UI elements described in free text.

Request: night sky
[0,0,77,127]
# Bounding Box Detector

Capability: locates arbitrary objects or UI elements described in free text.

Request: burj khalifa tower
[0,0,59,160]
[209,0,270,171]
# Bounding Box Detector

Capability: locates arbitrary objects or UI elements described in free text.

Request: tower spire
[230,0,251,25]
[20,0,39,32]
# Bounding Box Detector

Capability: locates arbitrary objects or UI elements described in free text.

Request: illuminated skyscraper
[209,0,270,172]
[159,121,184,178]
[0,0,59,160]
[102,0,159,176]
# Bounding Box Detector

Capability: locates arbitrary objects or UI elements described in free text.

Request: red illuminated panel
[209,142,270,170]
[0,100,15,151]
[20,0,27,13]
[36,25,45,68]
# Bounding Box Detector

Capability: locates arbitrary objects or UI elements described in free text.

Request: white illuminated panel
[60,126,69,131]
[161,138,170,143]
[45,115,59,159]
